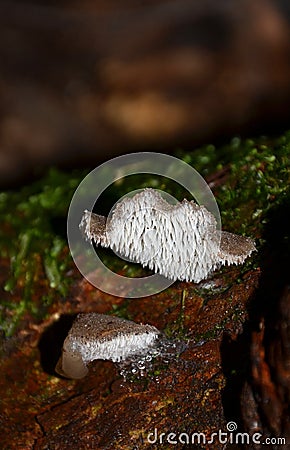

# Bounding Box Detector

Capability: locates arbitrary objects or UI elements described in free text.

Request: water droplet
[137,360,146,370]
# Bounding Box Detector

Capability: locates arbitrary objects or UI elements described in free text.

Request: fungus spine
[80,189,256,283]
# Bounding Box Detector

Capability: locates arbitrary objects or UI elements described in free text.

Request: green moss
[178,132,289,236]
[0,168,86,335]
[110,300,133,320]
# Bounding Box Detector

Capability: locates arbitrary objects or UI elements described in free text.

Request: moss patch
[0,169,86,335]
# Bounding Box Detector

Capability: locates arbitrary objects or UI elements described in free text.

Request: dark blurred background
[1,0,290,187]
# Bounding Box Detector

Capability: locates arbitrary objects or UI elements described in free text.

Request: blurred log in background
[1,0,290,186]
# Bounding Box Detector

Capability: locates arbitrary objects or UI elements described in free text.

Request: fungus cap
[56,313,159,379]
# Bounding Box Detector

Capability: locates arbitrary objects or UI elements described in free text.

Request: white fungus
[55,313,159,379]
[80,188,256,283]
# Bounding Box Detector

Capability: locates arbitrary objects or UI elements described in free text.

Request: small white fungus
[55,313,159,379]
[80,188,256,283]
